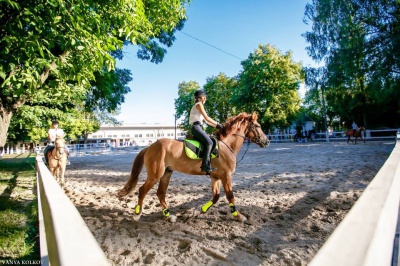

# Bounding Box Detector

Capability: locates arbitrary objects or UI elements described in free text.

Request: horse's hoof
[236,213,247,223]
[192,207,201,217]
[132,213,141,222]
[168,215,177,223]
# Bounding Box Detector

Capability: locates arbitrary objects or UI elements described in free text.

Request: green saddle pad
[184,138,219,160]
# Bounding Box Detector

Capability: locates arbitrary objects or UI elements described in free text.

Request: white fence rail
[36,156,110,266]
[309,134,400,266]
[33,130,400,265]
[267,128,399,143]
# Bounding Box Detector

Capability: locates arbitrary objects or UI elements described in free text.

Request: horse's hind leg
[156,167,176,222]
[133,177,159,221]
[133,158,165,221]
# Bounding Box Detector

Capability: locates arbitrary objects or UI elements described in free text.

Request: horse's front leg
[221,176,247,223]
[200,176,221,214]
[49,167,56,180]
[156,168,176,223]
[60,162,66,188]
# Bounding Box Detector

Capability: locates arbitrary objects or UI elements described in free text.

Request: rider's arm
[47,129,53,141]
[196,103,218,127]
[58,129,66,138]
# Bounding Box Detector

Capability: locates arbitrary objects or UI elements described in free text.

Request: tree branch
[40,51,70,84]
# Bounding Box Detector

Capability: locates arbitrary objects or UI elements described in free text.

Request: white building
[87,123,185,147]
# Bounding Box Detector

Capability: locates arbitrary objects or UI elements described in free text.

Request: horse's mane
[215,112,251,139]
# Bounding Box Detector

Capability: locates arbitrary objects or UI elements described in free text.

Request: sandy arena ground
[63,140,395,266]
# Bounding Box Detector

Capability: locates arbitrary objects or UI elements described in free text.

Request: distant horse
[307,129,316,142]
[46,137,67,187]
[344,127,366,144]
[293,132,303,142]
[118,112,270,223]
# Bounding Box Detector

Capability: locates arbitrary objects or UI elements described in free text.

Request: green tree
[174,81,200,131]
[303,0,400,128]
[0,0,190,147]
[202,73,237,129]
[232,44,303,131]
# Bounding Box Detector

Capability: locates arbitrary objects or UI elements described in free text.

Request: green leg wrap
[162,208,170,217]
[229,203,238,217]
[201,201,213,213]
[135,205,141,215]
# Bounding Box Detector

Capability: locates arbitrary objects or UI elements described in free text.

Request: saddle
[184,136,219,160]
[45,147,54,165]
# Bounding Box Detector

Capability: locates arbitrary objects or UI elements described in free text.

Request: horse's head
[54,137,66,155]
[217,112,269,148]
[359,126,365,131]
[245,112,269,148]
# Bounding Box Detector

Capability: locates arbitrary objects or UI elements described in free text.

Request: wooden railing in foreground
[36,156,110,266]
[310,134,400,266]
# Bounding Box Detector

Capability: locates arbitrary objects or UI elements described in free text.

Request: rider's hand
[216,124,224,130]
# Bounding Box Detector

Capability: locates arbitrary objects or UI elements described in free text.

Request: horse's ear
[251,112,258,121]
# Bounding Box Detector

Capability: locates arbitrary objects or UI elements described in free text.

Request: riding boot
[200,145,215,174]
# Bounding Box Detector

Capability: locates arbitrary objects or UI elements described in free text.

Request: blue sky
[115,0,315,124]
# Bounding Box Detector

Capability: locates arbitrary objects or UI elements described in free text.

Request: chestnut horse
[118,112,269,223]
[46,137,67,187]
[344,126,366,144]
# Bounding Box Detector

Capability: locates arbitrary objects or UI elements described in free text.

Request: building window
[107,135,112,138]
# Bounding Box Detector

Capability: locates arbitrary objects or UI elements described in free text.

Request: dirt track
[64,140,395,265]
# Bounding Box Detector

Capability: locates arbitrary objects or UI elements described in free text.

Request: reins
[50,141,65,161]
[219,121,263,165]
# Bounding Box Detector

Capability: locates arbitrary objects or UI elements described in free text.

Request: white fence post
[309,134,400,265]
[36,156,110,266]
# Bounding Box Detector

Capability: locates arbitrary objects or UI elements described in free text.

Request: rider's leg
[43,144,54,165]
[191,125,214,173]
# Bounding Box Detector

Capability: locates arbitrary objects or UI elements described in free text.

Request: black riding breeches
[191,124,213,149]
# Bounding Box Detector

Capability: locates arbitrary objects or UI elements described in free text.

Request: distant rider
[351,121,358,136]
[43,120,70,165]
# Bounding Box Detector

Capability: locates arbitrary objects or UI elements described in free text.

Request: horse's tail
[118,148,147,198]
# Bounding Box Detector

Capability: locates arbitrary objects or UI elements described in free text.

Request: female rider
[189,90,223,174]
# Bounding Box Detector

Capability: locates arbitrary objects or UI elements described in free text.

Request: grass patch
[0,153,39,261]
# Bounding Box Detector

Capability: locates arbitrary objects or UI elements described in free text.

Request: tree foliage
[232,44,303,130]
[174,81,200,131]
[174,45,304,132]
[202,73,237,129]
[303,0,400,128]
[0,0,190,146]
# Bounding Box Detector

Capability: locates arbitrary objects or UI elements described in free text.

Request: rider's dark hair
[52,120,59,125]
[194,90,206,99]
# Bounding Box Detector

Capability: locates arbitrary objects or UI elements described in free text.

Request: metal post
[174,114,177,140]
[320,85,329,142]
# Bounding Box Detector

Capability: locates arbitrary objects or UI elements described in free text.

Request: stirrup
[200,166,216,175]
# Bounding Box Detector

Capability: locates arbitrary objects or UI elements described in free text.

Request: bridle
[52,140,65,160]
[220,120,268,164]
[234,120,267,147]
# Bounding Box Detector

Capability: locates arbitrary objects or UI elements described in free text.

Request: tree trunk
[0,107,12,148]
